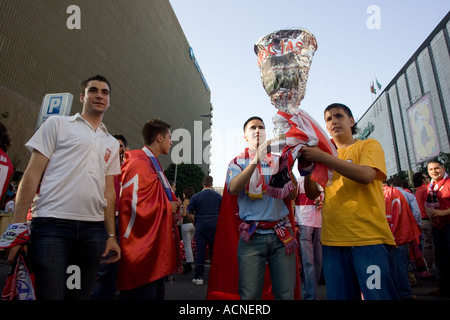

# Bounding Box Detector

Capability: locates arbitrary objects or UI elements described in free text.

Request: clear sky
[169,0,449,187]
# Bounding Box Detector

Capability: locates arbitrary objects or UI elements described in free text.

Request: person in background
[295,175,323,300]
[181,186,195,274]
[0,122,13,205]
[187,176,222,285]
[391,177,421,226]
[92,134,128,300]
[412,172,434,278]
[426,158,450,298]
[117,118,180,300]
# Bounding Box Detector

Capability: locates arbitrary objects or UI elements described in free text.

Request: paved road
[1,251,448,301]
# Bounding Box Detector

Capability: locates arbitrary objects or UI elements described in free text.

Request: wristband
[106,233,117,240]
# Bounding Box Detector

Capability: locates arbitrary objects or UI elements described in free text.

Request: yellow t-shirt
[321,139,396,246]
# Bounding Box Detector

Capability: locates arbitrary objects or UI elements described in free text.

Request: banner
[407,94,440,163]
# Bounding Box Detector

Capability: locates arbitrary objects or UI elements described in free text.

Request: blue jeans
[29,217,105,300]
[194,222,216,279]
[393,244,412,298]
[237,232,296,300]
[299,225,322,300]
[322,244,399,300]
[120,278,165,300]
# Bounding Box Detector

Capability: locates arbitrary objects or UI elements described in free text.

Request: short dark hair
[243,116,265,132]
[183,187,195,199]
[412,172,426,188]
[427,158,444,167]
[113,134,128,147]
[141,118,171,145]
[81,75,111,94]
[0,122,11,152]
[203,175,213,187]
[390,177,403,188]
[324,103,358,135]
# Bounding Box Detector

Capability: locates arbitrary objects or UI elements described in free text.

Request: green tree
[165,163,205,198]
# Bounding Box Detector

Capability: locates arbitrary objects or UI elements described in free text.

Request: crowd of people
[0,75,449,301]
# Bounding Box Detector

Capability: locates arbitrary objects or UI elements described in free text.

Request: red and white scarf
[233,148,275,200]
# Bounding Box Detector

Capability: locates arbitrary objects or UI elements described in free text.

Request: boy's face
[244,119,266,151]
[80,80,111,115]
[159,130,173,155]
[324,107,355,140]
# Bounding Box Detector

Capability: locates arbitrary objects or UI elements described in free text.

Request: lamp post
[173,113,212,185]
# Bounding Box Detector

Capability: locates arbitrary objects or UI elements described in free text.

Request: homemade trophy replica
[254,28,337,197]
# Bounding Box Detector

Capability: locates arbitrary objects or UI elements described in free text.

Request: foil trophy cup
[254,28,336,197]
[254,28,318,146]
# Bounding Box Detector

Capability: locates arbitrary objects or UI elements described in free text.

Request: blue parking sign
[48,96,63,114]
[37,93,73,130]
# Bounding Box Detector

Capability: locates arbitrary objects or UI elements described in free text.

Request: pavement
[1,250,448,301]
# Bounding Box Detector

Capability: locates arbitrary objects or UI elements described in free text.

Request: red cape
[207,182,301,300]
[117,150,176,291]
[383,186,421,245]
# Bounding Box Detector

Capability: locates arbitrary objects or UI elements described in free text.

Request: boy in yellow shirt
[302,103,399,300]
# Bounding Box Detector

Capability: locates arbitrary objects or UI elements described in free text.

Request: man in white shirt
[7,75,121,300]
[294,175,323,300]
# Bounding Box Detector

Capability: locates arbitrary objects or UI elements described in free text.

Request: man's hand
[101,237,121,264]
[430,208,450,218]
[171,199,181,214]
[251,139,272,165]
[301,145,328,163]
[6,245,24,264]
[229,139,272,195]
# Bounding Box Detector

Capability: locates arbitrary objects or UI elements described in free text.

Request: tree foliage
[164,163,205,198]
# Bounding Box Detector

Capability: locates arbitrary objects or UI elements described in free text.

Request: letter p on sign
[48,96,63,114]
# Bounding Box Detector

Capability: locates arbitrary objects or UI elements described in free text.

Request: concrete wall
[0,0,212,173]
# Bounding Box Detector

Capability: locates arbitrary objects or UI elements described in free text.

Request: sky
[169,0,450,186]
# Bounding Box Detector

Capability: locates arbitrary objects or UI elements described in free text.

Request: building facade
[0,0,212,175]
[357,12,450,179]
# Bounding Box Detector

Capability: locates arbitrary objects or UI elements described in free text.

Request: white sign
[36,93,73,130]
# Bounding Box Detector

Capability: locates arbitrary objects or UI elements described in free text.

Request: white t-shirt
[26,114,121,221]
[294,176,322,228]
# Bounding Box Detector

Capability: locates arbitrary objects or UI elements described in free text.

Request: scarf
[265,110,337,199]
[0,223,35,300]
[0,223,30,249]
[428,171,449,195]
[143,147,176,201]
[238,216,297,255]
[234,148,273,200]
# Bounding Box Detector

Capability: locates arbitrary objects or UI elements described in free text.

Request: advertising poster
[407,94,440,163]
